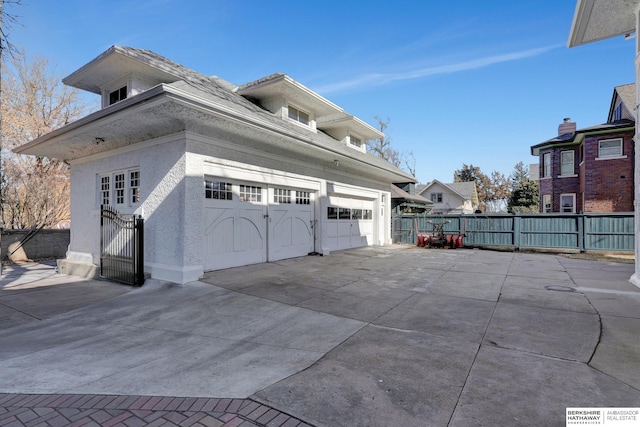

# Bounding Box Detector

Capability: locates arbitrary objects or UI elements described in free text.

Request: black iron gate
[100,205,145,286]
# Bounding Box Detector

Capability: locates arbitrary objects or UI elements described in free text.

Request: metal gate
[100,205,145,286]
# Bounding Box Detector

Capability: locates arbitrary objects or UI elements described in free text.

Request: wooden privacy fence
[393,213,635,252]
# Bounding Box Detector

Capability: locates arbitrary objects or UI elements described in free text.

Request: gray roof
[445,182,477,201]
[390,185,431,204]
[531,118,634,155]
[419,180,478,203]
[609,83,635,121]
[21,46,414,183]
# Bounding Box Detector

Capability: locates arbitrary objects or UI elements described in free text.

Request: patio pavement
[0,246,639,426]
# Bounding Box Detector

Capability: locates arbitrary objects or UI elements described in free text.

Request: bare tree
[367,116,401,167]
[0,0,22,59]
[366,116,417,178]
[1,51,88,228]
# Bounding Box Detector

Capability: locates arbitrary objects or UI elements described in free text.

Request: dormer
[237,73,383,152]
[63,46,185,109]
[608,83,635,122]
[316,113,382,153]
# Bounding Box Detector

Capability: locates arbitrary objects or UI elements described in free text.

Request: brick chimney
[558,117,576,136]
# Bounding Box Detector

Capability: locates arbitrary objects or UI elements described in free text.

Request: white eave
[316,113,384,140]
[14,83,412,183]
[63,45,183,94]
[237,74,342,117]
[568,0,639,47]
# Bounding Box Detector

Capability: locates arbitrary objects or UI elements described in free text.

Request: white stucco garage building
[15,46,414,284]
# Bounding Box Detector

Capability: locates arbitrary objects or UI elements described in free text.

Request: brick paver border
[0,393,313,427]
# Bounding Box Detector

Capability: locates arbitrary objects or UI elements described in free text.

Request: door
[267,188,315,261]
[326,196,375,251]
[203,179,316,270]
[203,179,267,270]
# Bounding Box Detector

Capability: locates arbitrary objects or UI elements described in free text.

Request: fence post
[578,214,585,252]
[135,215,145,286]
[513,212,521,250]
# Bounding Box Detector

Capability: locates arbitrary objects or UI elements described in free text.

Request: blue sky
[6,0,636,184]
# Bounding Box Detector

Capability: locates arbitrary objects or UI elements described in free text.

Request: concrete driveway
[1,246,639,426]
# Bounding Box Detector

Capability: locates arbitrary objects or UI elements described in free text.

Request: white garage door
[325,196,375,252]
[203,178,314,270]
[268,188,315,261]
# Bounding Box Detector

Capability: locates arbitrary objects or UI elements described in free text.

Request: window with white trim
[560,193,576,213]
[239,185,262,202]
[288,105,310,125]
[327,206,373,220]
[560,150,574,176]
[430,193,443,203]
[542,194,551,213]
[328,207,338,219]
[109,86,127,105]
[338,208,351,219]
[114,173,125,204]
[130,171,140,204]
[98,168,140,207]
[295,191,310,205]
[274,188,292,204]
[598,138,623,158]
[349,135,362,148]
[542,152,551,178]
[205,179,232,200]
[100,176,110,206]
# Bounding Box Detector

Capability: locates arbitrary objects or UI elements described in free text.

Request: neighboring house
[417,180,478,214]
[390,183,432,215]
[14,46,415,284]
[567,0,640,286]
[530,85,635,213]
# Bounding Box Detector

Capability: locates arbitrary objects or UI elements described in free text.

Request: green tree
[454,164,512,213]
[507,162,539,213]
[453,164,492,212]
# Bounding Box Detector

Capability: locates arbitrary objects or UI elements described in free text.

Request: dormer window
[349,135,362,148]
[109,86,127,105]
[288,105,310,125]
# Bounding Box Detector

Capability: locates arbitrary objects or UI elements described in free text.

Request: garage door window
[205,179,233,200]
[296,191,310,205]
[339,208,351,219]
[274,188,292,204]
[239,185,262,202]
[328,206,373,220]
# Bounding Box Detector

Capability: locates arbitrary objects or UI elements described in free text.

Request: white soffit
[63,46,181,94]
[316,114,384,140]
[238,74,342,116]
[568,0,639,47]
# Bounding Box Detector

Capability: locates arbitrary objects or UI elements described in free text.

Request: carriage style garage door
[203,177,314,271]
[325,195,375,252]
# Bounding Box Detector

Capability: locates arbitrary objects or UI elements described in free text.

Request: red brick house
[530,84,635,213]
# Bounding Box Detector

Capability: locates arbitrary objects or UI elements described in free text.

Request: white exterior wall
[186,132,391,258]
[423,183,468,214]
[69,133,196,284]
[68,130,394,285]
